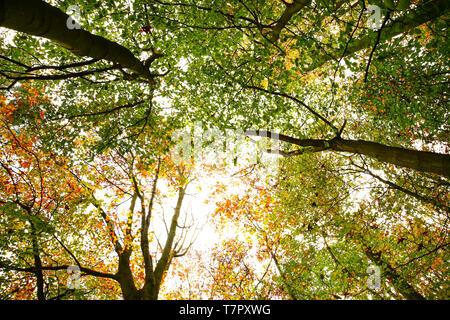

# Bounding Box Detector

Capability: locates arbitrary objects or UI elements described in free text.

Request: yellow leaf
[261,78,268,89]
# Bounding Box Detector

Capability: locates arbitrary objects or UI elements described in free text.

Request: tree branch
[269,0,311,43]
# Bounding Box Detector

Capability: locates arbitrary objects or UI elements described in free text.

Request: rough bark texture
[0,0,155,82]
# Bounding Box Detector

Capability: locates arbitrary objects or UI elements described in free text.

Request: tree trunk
[30,224,45,300]
[247,130,450,178]
[116,251,139,300]
[363,245,425,300]
[0,0,155,82]
[331,137,450,178]
[153,187,186,287]
[140,282,159,300]
[269,0,310,43]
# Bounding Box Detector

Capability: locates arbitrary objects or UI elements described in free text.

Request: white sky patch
[0,27,16,47]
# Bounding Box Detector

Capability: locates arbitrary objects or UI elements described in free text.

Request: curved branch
[0,0,159,83]
[269,0,311,43]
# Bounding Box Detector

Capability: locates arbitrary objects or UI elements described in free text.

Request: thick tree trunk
[116,252,140,300]
[331,137,450,178]
[117,253,160,300]
[247,130,450,178]
[115,187,186,300]
[140,282,159,300]
[0,0,155,82]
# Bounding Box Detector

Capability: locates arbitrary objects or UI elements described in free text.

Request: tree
[52,145,201,300]
[205,154,448,299]
[0,87,201,300]
[0,86,96,299]
[154,0,449,176]
[1,1,448,174]
[0,0,161,83]
[0,0,448,300]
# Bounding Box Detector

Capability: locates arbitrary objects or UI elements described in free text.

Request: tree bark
[30,223,45,300]
[0,0,156,82]
[331,137,450,179]
[138,162,160,299]
[112,172,187,300]
[246,131,450,178]
[116,251,140,300]
[269,0,310,43]
[363,244,426,300]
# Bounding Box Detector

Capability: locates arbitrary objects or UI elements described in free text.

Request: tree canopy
[0,0,449,300]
